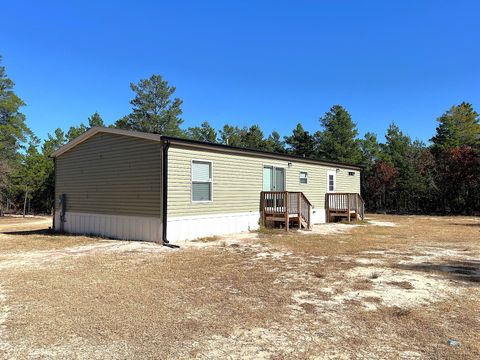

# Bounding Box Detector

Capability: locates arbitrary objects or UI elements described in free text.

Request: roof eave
[161,136,363,170]
[51,127,161,158]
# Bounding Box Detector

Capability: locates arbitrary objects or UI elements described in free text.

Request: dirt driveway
[0,215,479,359]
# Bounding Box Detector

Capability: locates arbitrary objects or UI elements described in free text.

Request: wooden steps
[325,193,365,223]
[260,191,312,231]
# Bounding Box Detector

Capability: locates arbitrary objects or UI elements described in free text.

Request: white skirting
[167,211,260,242]
[53,208,326,243]
[54,212,162,242]
[311,208,326,224]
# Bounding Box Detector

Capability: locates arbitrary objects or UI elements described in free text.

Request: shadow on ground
[397,261,480,283]
[2,229,64,236]
[451,223,480,228]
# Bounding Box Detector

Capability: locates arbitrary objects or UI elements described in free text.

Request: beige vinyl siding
[286,164,360,209]
[55,132,161,217]
[167,145,360,217]
[336,169,361,193]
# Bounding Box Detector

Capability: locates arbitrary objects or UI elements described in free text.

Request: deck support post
[307,205,311,229]
[260,191,265,226]
[284,192,289,232]
[355,194,358,221]
[261,191,312,230]
[325,192,365,223]
[347,193,351,223]
[297,192,301,228]
[325,193,330,223]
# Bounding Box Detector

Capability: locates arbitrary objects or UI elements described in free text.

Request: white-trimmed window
[192,160,212,202]
[348,171,355,176]
[299,171,308,184]
[327,170,336,192]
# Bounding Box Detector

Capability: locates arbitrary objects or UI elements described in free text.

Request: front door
[263,166,285,191]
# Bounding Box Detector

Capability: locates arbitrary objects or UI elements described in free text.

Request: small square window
[348,171,355,176]
[299,171,308,184]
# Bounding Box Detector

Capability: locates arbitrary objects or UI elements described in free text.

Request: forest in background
[1,56,479,216]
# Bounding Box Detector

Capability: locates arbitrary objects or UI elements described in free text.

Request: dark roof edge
[161,136,364,170]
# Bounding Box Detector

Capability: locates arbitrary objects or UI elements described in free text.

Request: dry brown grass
[0,215,46,228]
[388,280,414,289]
[3,249,292,358]
[194,235,221,242]
[0,232,96,252]
[351,278,374,290]
[344,294,480,359]
[0,217,95,252]
[261,214,480,257]
[0,214,479,359]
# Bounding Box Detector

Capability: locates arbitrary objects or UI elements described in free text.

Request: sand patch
[355,257,386,265]
[301,223,361,235]
[254,250,293,260]
[285,246,473,313]
[367,220,397,227]
[192,323,323,360]
[337,266,456,310]
[361,246,478,260]
[0,285,11,354]
[181,231,260,249]
[288,263,459,312]
[0,240,167,270]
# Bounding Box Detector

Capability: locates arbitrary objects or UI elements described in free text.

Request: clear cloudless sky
[2,0,479,143]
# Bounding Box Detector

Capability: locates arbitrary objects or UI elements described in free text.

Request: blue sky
[2,0,479,143]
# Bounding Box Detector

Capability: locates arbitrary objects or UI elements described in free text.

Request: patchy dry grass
[388,280,414,289]
[0,216,95,252]
[0,214,479,359]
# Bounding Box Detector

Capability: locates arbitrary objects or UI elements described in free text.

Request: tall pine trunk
[23,186,28,218]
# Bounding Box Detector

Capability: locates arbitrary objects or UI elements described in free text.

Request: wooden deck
[260,191,312,231]
[325,193,365,223]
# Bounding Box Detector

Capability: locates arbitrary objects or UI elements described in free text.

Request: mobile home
[52,127,362,243]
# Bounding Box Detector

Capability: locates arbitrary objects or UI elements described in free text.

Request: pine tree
[241,125,266,150]
[361,132,381,167]
[431,102,480,154]
[218,124,244,147]
[186,121,217,143]
[265,131,285,153]
[0,56,30,161]
[0,55,30,215]
[315,105,362,164]
[380,123,431,212]
[115,75,184,136]
[218,124,268,150]
[11,137,47,216]
[381,123,411,165]
[360,132,382,209]
[431,103,480,213]
[284,123,315,158]
[88,112,104,128]
[38,129,67,213]
[66,124,88,142]
[42,128,66,156]
[443,146,480,213]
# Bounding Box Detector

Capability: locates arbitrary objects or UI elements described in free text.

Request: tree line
[1,56,479,216]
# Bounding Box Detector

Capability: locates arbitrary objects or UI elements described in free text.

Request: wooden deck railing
[325,193,365,222]
[261,191,312,230]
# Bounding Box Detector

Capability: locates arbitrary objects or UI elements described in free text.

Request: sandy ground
[0,214,479,359]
